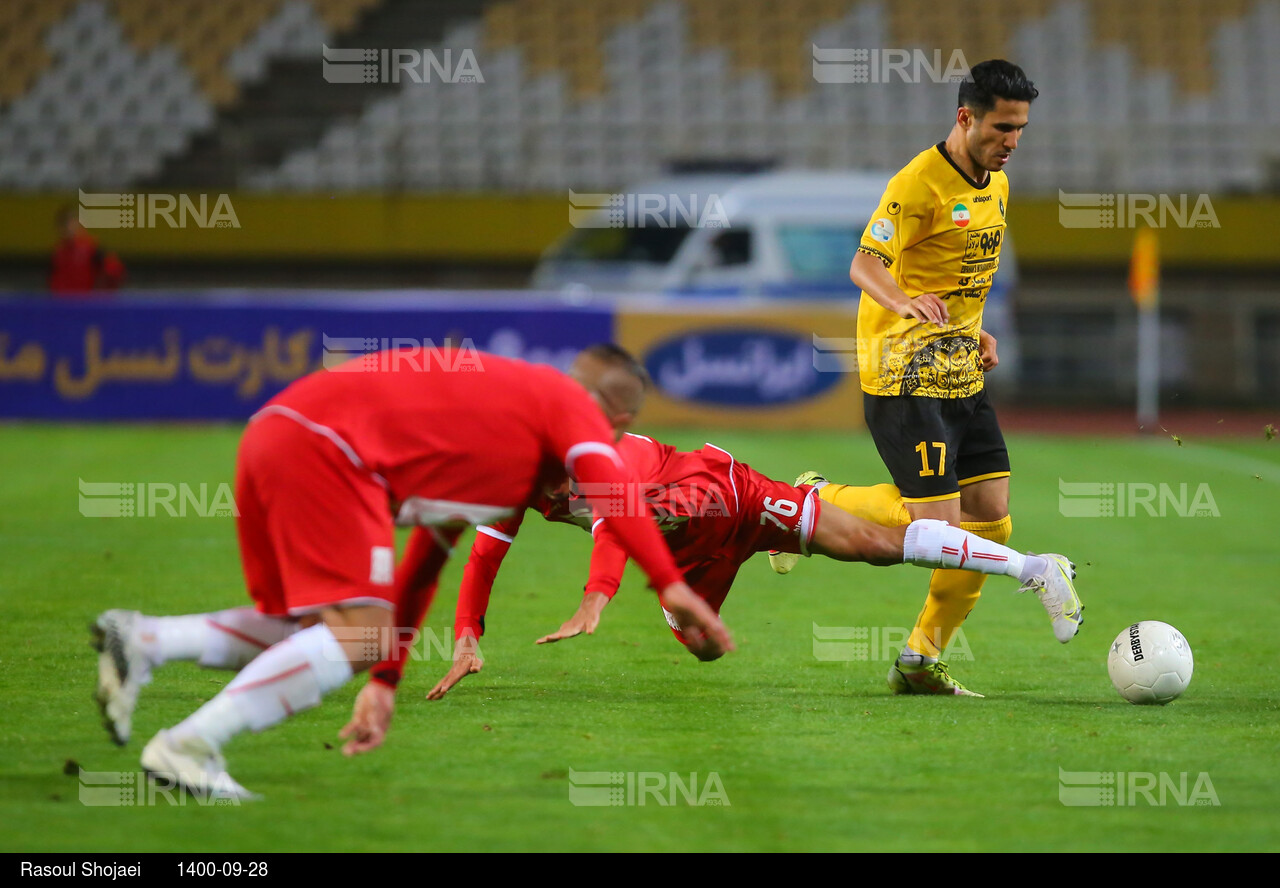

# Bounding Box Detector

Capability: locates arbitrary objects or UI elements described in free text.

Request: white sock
[171,623,353,749]
[139,608,300,670]
[902,519,1033,580]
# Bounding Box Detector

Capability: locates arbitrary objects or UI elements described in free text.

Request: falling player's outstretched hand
[426,633,484,701]
[339,680,396,756]
[536,591,610,645]
[661,581,735,662]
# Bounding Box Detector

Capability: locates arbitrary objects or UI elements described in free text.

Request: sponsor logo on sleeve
[870,218,895,242]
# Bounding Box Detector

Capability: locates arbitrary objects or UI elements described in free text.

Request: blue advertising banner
[0,293,613,419]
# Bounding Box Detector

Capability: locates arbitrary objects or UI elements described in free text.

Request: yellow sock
[818,482,911,527]
[906,515,1013,658]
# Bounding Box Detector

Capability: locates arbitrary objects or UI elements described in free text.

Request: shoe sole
[90,620,131,746]
[769,472,824,576]
[1045,556,1084,644]
[768,551,799,575]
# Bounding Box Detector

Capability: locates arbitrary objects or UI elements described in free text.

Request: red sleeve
[584,520,627,598]
[544,374,683,594]
[370,526,457,690]
[569,449,683,593]
[455,510,526,641]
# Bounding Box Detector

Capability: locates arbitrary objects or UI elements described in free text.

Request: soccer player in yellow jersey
[779,60,1083,696]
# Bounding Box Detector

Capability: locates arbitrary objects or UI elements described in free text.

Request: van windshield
[776,225,863,282]
[550,225,694,264]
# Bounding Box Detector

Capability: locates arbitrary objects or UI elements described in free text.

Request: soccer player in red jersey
[90,345,731,798]
[339,423,1079,748]
[421,433,1073,694]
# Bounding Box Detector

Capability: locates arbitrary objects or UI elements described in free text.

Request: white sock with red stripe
[902,519,1046,582]
[170,624,353,750]
[138,609,299,671]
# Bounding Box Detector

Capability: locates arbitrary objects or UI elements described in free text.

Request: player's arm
[536,519,628,644]
[369,526,456,691]
[425,513,527,701]
[566,445,732,661]
[341,525,457,755]
[850,251,948,326]
[850,173,947,325]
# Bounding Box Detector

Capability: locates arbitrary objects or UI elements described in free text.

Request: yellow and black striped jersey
[856,142,1008,398]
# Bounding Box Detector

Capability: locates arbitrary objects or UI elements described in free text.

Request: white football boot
[90,609,152,745]
[141,730,260,801]
[1017,554,1083,643]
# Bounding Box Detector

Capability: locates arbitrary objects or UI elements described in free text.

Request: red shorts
[235,408,397,617]
[660,453,821,643]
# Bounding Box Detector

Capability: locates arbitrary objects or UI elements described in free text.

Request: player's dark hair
[958,59,1038,115]
[581,343,651,390]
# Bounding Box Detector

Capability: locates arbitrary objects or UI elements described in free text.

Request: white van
[534,171,893,298]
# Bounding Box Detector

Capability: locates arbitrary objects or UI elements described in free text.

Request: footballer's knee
[315,604,394,670]
[961,513,1013,545]
[959,477,1009,524]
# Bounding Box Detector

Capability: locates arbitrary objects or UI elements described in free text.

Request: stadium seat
[4,0,1278,193]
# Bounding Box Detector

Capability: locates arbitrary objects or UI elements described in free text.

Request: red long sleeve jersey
[262,346,683,593]
[450,433,739,637]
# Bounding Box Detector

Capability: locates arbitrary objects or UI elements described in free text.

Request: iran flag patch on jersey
[952,203,970,227]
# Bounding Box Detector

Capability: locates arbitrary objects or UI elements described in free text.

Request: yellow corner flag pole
[1130,227,1160,427]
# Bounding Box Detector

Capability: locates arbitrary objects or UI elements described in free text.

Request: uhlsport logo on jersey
[1057,190,1219,229]
[951,203,970,227]
[870,218,894,242]
[812,46,969,84]
[644,329,840,407]
[321,45,482,84]
[79,190,239,229]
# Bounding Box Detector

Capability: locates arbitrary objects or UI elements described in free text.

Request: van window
[551,225,694,264]
[777,225,862,281]
[708,229,752,266]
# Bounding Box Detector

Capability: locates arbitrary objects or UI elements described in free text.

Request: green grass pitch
[2,423,1278,852]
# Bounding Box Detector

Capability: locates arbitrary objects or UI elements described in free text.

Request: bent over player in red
[89,347,732,799]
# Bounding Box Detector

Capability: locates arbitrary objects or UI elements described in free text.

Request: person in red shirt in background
[49,205,125,294]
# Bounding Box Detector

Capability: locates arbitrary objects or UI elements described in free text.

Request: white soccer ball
[1107,621,1194,705]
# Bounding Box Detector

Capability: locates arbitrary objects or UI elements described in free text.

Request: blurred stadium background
[1,0,1277,418]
